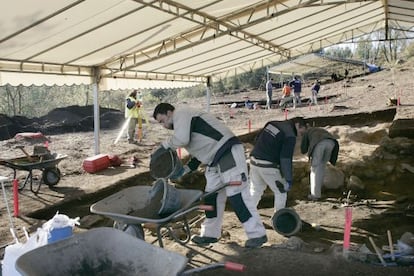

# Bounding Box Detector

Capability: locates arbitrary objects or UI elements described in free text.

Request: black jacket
[300,127,339,165]
[251,120,297,182]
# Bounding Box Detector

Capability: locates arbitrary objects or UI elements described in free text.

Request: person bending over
[153,103,267,248]
[249,118,302,212]
[297,124,339,200]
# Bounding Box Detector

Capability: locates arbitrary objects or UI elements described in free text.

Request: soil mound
[0,105,124,141]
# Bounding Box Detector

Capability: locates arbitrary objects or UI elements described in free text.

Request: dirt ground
[1,58,414,275]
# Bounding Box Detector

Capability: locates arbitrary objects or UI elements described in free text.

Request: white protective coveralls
[161,107,266,240]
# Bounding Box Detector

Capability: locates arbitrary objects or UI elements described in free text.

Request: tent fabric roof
[268,53,367,77]
[1,0,413,88]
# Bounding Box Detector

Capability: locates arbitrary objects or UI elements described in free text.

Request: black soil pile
[0,105,124,141]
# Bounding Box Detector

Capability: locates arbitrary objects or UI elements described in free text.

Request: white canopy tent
[1,0,413,153]
[268,53,368,80]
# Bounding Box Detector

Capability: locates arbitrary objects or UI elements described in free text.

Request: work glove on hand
[170,165,191,181]
[286,180,292,192]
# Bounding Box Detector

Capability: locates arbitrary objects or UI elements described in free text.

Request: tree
[213,79,226,94]
[355,38,374,62]
[151,89,169,101]
[323,46,353,59]
[403,40,414,58]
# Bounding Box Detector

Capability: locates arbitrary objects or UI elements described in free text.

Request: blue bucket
[48,226,73,244]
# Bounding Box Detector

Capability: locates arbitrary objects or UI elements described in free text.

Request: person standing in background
[125,90,148,144]
[289,76,302,108]
[265,78,274,109]
[298,124,339,201]
[310,80,321,105]
[135,90,149,141]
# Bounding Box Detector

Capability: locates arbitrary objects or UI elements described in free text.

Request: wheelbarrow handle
[201,181,242,200]
[224,261,246,272]
[180,261,246,275]
[227,181,242,186]
[198,204,214,211]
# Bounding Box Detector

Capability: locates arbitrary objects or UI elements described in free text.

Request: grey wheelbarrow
[15,227,245,276]
[0,150,67,194]
[90,180,240,248]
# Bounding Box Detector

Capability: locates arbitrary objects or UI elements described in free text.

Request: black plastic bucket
[149,179,181,216]
[150,147,183,179]
[271,208,302,237]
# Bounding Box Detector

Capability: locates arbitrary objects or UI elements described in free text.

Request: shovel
[15,145,34,162]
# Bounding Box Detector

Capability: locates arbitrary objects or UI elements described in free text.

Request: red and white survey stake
[343,206,352,256]
[13,179,19,217]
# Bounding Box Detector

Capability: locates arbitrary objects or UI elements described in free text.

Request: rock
[389,119,414,139]
[400,232,414,247]
[348,175,365,191]
[401,163,414,173]
[272,236,304,251]
[79,214,104,228]
[323,166,344,190]
[386,98,398,106]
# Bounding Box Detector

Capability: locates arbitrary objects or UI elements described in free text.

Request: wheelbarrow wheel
[113,221,145,241]
[42,167,61,187]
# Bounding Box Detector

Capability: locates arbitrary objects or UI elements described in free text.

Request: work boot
[245,235,267,248]
[307,194,320,201]
[191,235,218,246]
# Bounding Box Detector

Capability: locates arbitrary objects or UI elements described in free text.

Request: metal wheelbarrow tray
[15,227,188,276]
[16,227,245,276]
[90,186,204,247]
[0,153,67,193]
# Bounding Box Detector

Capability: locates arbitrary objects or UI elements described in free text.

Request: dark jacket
[300,127,339,165]
[289,79,302,93]
[251,120,297,182]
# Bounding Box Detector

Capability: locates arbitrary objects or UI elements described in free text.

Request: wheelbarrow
[0,147,67,194]
[90,181,240,247]
[15,227,245,276]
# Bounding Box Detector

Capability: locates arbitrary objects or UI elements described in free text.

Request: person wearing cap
[297,124,339,201]
[153,103,267,248]
[249,117,303,212]
[125,90,148,143]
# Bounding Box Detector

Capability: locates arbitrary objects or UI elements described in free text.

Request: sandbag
[1,228,48,276]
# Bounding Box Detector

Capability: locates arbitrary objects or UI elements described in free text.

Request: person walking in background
[125,90,143,144]
[265,78,274,109]
[310,80,321,105]
[249,118,302,212]
[289,76,302,108]
[297,124,339,201]
[153,103,267,248]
